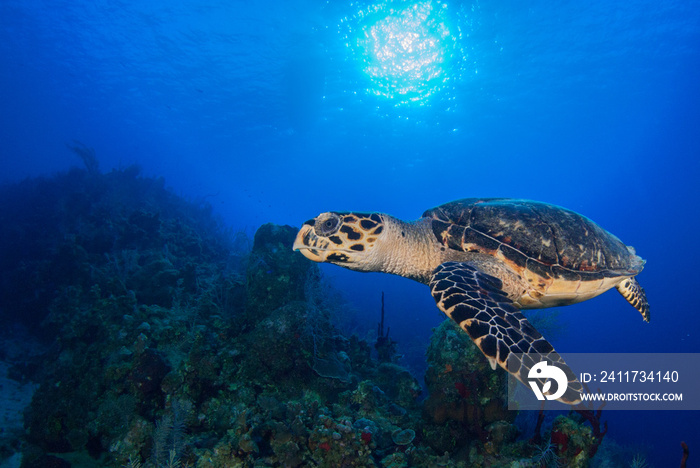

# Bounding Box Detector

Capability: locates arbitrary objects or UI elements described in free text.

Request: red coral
[361,432,372,444]
[575,405,608,457]
[454,381,469,399]
[318,442,331,452]
[551,429,569,453]
[680,441,689,468]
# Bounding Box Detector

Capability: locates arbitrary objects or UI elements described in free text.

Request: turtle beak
[293,223,328,263]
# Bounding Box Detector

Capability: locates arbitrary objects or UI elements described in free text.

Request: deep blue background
[2,0,699,465]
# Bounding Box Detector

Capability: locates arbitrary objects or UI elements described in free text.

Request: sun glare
[343,0,462,106]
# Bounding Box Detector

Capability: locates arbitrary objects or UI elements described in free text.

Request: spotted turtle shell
[423,198,643,281]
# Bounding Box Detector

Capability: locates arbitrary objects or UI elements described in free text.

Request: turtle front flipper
[616,277,650,322]
[429,262,583,405]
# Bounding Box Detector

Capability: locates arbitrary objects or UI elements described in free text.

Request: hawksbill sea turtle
[293,198,649,404]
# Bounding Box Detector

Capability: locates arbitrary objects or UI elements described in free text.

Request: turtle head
[293,212,386,271]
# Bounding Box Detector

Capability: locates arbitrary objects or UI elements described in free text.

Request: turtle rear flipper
[616,277,650,322]
[429,261,583,405]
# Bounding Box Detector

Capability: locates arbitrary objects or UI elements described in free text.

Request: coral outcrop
[422,320,516,456]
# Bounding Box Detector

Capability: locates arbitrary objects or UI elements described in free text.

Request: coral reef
[0,167,618,467]
[0,168,427,467]
[549,414,596,467]
[375,292,399,363]
[571,401,608,460]
[421,320,516,456]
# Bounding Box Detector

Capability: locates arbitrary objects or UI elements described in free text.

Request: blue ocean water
[1,0,699,466]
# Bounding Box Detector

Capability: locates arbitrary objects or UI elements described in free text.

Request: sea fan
[629,454,648,468]
[150,400,191,467]
[531,439,563,468]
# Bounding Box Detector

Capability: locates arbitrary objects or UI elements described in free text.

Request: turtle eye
[315,213,341,236]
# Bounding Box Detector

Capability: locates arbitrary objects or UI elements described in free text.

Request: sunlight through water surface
[342,0,467,106]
